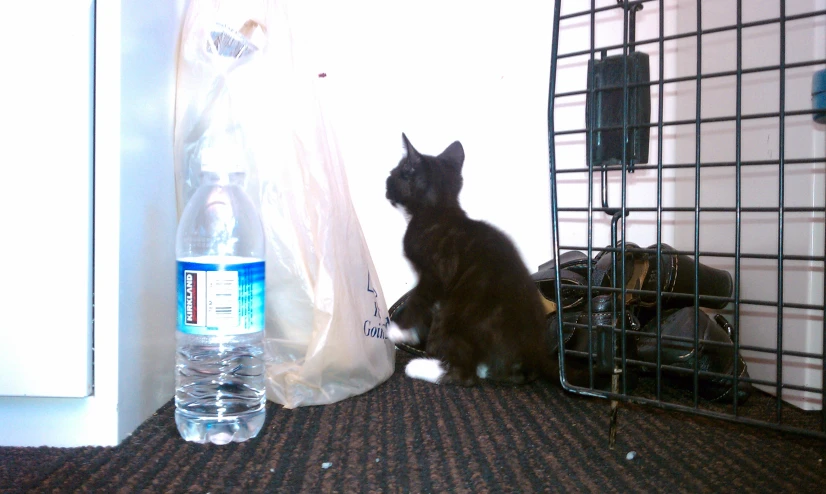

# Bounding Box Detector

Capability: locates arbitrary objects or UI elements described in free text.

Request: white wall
[306,1,557,304]
[112,0,185,437]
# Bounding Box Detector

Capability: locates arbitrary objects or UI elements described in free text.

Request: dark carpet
[2,351,825,493]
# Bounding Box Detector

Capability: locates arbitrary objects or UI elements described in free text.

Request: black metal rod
[606,1,630,448]
[734,0,748,422]
[627,0,644,51]
[655,0,666,403]
[775,0,787,424]
[548,281,826,311]
[554,60,826,99]
[557,9,826,55]
[815,5,826,433]
[552,157,826,175]
[547,0,567,390]
[555,107,824,136]
[566,326,826,361]
[587,0,597,391]
[820,158,826,435]
[619,0,632,397]
[601,166,610,210]
[555,244,819,259]
[556,205,826,214]
[691,0,703,410]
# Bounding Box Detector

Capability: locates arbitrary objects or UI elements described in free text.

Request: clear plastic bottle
[175,138,267,445]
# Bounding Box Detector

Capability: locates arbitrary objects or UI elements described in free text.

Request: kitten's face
[385,134,465,215]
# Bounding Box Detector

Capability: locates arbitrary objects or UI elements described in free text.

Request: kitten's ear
[438,141,465,170]
[402,133,422,163]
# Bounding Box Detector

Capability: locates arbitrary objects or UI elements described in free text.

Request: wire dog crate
[545,0,826,440]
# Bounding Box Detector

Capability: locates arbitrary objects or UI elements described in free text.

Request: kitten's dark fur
[386,134,557,385]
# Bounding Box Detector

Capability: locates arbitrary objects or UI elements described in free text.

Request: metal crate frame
[547,0,826,440]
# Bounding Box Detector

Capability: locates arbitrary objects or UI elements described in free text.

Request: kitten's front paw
[405,358,446,384]
[387,321,420,345]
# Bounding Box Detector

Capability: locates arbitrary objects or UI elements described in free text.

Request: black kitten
[386,133,557,385]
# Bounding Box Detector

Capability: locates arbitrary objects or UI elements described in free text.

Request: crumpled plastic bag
[174,0,395,408]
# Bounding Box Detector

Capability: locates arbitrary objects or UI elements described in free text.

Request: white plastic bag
[174,0,395,408]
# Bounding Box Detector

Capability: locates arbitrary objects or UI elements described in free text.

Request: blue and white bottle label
[177,258,265,335]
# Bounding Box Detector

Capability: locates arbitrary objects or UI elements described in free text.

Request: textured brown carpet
[2,351,825,493]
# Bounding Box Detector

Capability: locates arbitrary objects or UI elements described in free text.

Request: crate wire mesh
[546,0,826,439]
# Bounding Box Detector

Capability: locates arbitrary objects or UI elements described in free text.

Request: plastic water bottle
[175,135,267,444]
